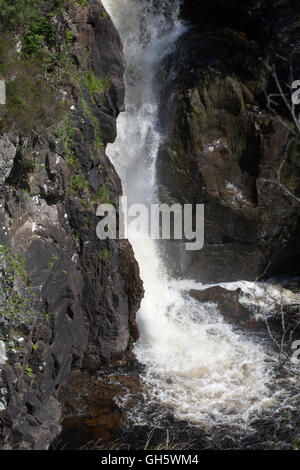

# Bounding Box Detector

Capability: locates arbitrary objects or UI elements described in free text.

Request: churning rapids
[101,0,299,433]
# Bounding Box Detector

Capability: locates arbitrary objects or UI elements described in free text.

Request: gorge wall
[157,0,300,283]
[0,0,143,450]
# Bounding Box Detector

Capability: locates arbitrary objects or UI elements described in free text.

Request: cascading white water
[0,340,6,365]
[101,0,281,429]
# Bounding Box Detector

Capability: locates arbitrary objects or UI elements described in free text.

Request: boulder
[189,286,265,330]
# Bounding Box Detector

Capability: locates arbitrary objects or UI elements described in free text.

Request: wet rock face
[190,287,265,331]
[55,369,141,449]
[72,0,126,137]
[158,1,300,283]
[189,284,300,336]
[180,0,296,42]
[0,136,18,185]
[0,1,143,450]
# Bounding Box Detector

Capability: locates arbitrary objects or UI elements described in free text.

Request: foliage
[0,246,44,334]
[100,9,109,19]
[48,253,59,269]
[68,173,89,194]
[54,113,76,164]
[0,0,109,143]
[0,1,69,134]
[0,20,67,134]
[84,71,111,95]
[71,0,88,7]
[0,0,41,30]
[3,65,67,134]
[54,113,91,196]
[0,0,78,32]
[24,364,34,378]
[53,113,90,197]
[22,16,56,57]
[0,0,108,200]
[0,246,27,280]
[98,248,110,260]
[65,28,75,45]
[0,33,19,76]
[81,97,103,151]
[92,184,111,204]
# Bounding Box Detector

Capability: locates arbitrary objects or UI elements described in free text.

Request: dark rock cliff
[0,0,143,450]
[157,0,300,282]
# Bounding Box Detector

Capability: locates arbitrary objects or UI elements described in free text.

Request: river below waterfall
[56,0,300,450]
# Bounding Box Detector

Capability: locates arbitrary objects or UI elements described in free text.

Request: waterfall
[101,0,279,429]
[0,340,6,365]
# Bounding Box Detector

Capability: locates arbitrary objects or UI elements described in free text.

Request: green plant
[2,61,67,134]
[100,9,109,19]
[0,246,44,332]
[81,97,104,153]
[81,97,96,124]
[292,439,300,450]
[22,17,56,57]
[84,71,111,95]
[54,113,88,197]
[54,113,77,163]
[280,409,293,421]
[98,248,110,260]
[24,364,33,378]
[92,184,111,204]
[71,0,89,8]
[48,253,59,268]
[68,173,89,195]
[0,0,41,30]
[54,114,92,197]
[0,2,73,134]
[19,143,44,169]
[65,28,75,45]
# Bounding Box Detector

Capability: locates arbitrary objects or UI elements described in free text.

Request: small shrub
[0,246,44,334]
[65,28,75,45]
[92,184,111,204]
[48,253,59,269]
[68,173,89,195]
[0,0,40,30]
[71,0,89,8]
[54,113,78,166]
[81,97,104,151]
[22,17,56,57]
[24,364,33,378]
[100,9,109,19]
[84,71,111,95]
[98,248,110,260]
